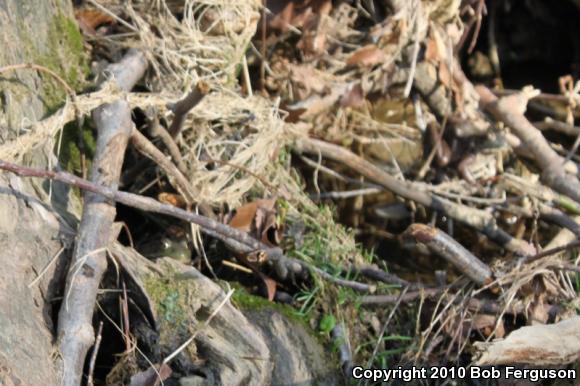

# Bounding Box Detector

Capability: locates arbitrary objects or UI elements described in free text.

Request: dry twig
[401,224,493,286]
[477,86,580,204]
[294,137,535,256]
[167,81,210,137]
[87,322,103,386]
[0,160,378,292]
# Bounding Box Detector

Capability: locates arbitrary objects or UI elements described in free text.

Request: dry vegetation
[1,0,580,384]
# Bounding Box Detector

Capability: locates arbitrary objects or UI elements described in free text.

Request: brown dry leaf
[268,0,332,32]
[282,104,307,122]
[438,62,465,112]
[262,276,278,301]
[528,300,552,325]
[258,207,283,246]
[228,199,281,246]
[229,201,261,232]
[129,363,172,386]
[437,61,452,88]
[286,84,347,119]
[74,8,115,36]
[424,37,440,62]
[346,45,385,67]
[268,1,299,31]
[426,26,449,63]
[158,192,187,209]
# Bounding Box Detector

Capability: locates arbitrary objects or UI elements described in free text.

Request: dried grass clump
[178,91,306,207]
[98,0,261,91]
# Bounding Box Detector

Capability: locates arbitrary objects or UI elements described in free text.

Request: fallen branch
[534,118,580,137]
[401,223,493,286]
[410,59,491,137]
[56,49,147,386]
[0,160,267,253]
[0,160,376,292]
[294,137,535,256]
[311,266,376,293]
[477,85,580,204]
[362,289,535,316]
[331,323,353,378]
[87,321,103,386]
[521,239,580,265]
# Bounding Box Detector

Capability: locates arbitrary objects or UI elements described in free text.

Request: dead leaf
[267,0,331,32]
[438,61,452,88]
[158,192,186,209]
[228,199,281,246]
[268,1,298,31]
[74,8,115,36]
[289,64,328,99]
[229,200,268,232]
[282,104,307,122]
[346,45,385,67]
[424,37,440,62]
[285,84,347,119]
[262,276,277,301]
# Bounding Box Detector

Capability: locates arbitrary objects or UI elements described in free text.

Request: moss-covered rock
[35,12,89,112]
[143,271,197,352]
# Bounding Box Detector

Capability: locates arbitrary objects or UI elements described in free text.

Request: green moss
[143,272,195,345]
[38,14,93,173]
[232,287,335,350]
[36,13,89,112]
[20,13,89,114]
[232,287,309,326]
[58,120,96,174]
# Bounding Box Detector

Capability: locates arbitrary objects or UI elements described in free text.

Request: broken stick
[477,85,580,204]
[294,137,535,256]
[0,160,377,293]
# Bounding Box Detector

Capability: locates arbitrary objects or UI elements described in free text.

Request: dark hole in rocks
[463,0,580,92]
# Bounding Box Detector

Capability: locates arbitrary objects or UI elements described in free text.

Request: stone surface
[0,1,85,384]
[114,243,343,385]
[245,309,343,386]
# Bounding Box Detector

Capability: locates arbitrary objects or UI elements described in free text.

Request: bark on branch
[294,137,535,256]
[477,85,580,204]
[56,49,147,386]
[0,160,383,294]
[401,223,493,286]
